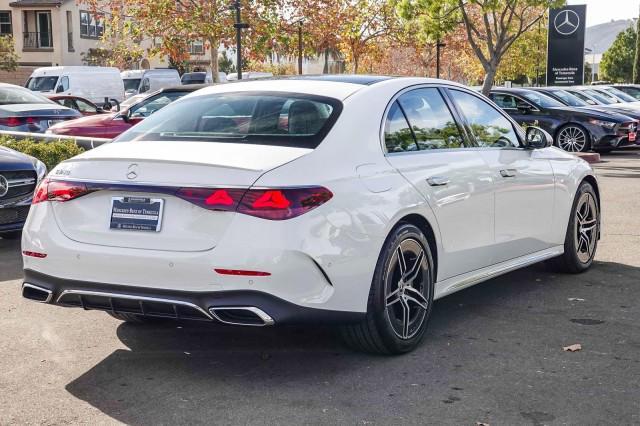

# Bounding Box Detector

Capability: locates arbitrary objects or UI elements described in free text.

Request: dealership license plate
[629,132,637,142]
[110,196,164,232]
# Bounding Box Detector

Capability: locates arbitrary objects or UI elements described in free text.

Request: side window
[130,93,179,118]
[56,76,69,93]
[76,99,96,113]
[384,101,418,153]
[449,90,519,148]
[398,88,465,149]
[490,93,518,109]
[140,78,150,93]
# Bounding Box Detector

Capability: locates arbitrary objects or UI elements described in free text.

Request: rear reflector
[22,251,47,258]
[214,268,271,277]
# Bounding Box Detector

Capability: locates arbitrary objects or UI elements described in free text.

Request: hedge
[0,136,84,170]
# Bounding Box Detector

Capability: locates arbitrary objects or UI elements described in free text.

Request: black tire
[0,231,22,240]
[107,312,150,324]
[556,124,591,153]
[340,222,435,355]
[547,181,599,273]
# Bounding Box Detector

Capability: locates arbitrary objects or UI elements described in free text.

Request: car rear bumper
[22,269,364,326]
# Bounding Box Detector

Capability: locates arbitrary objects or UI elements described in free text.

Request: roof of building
[9,0,64,7]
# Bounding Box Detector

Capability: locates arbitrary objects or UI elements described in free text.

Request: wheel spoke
[400,297,410,339]
[403,249,424,284]
[396,246,407,276]
[404,286,429,310]
[386,288,401,307]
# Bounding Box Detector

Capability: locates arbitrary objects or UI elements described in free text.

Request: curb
[573,152,601,164]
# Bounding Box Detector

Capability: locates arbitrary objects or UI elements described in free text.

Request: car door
[384,86,496,280]
[448,89,556,262]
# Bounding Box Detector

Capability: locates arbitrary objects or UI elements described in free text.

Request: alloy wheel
[574,192,598,264]
[558,126,587,152]
[384,238,430,340]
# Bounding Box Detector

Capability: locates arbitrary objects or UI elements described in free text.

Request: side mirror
[121,109,131,123]
[55,85,64,93]
[109,98,120,112]
[525,126,553,149]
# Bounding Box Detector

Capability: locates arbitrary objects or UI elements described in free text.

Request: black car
[613,84,640,100]
[0,146,46,239]
[489,88,638,152]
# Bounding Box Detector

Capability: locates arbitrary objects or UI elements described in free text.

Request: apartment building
[0,0,165,84]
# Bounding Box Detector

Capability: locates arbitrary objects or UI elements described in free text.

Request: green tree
[0,36,18,72]
[397,0,564,95]
[601,26,636,83]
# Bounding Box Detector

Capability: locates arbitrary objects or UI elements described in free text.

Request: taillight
[32,179,93,204]
[0,117,28,127]
[238,187,333,220]
[176,186,333,220]
[175,188,246,211]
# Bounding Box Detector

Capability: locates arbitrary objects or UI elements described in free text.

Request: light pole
[232,0,249,79]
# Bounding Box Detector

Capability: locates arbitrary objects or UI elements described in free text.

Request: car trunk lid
[50,141,311,251]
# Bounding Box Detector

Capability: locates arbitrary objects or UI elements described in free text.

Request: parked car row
[489,85,640,152]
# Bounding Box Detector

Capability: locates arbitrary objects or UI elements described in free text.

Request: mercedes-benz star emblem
[126,164,139,180]
[554,9,580,36]
[0,175,8,198]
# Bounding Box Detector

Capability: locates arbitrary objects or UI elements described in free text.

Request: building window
[80,10,104,39]
[189,40,204,55]
[0,11,11,35]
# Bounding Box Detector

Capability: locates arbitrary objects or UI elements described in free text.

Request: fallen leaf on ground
[476,422,490,426]
[568,298,585,302]
[563,344,582,352]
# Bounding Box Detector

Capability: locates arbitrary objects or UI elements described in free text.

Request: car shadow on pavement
[0,238,23,282]
[63,259,640,425]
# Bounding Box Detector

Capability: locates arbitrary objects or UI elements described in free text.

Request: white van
[121,69,181,98]
[25,66,125,104]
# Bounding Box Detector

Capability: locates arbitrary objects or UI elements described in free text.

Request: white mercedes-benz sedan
[21,76,600,354]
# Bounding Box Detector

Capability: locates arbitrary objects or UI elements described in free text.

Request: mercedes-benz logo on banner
[0,175,9,198]
[554,9,580,36]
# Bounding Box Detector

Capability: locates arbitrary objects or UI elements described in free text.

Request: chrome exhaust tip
[22,283,53,303]
[209,307,275,326]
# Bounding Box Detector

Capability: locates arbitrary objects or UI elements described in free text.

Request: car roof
[161,84,211,92]
[190,75,466,101]
[490,87,537,95]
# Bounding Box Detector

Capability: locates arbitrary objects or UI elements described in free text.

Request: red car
[46,86,203,139]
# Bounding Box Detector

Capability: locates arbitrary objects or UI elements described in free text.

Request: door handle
[427,176,450,186]
[500,169,517,178]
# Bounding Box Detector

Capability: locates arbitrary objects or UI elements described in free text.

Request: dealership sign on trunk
[547,5,587,86]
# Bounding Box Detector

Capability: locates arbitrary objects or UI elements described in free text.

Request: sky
[567,0,640,27]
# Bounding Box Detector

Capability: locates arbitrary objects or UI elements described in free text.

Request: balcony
[23,31,53,50]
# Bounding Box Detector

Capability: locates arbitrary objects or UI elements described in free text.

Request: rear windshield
[123,78,141,91]
[26,76,59,92]
[0,86,52,105]
[181,74,206,84]
[114,92,343,149]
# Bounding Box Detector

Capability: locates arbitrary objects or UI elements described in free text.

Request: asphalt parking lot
[1,149,639,425]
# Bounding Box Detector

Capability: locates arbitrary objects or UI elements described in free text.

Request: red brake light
[32,179,49,204]
[22,251,47,258]
[0,117,26,127]
[32,179,92,204]
[176,188,245,211]
[238,187,333,220]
